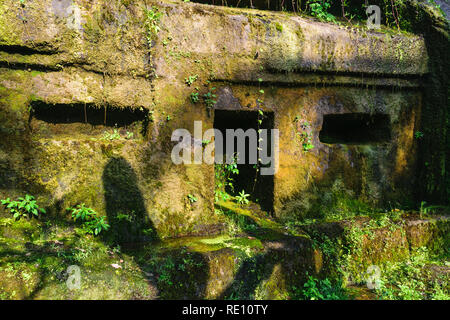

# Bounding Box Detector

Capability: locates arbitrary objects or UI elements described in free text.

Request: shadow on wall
[102,156,159,245]
[102,156,211,299]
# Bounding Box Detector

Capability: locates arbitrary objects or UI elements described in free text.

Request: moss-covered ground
[0,194,448,300]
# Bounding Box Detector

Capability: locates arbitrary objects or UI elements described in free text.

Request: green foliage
[187,194,198,203]
[215,154,239,202]
[300,132,315,152]
[148,249,204,298]
[69,203,96,222]
[67,204,110,236]
[419,201,449,218]
[1,195,46,220]
[235,190,250,206]
[125,131,134,139]
[215,208,259,236]
[295,119,315,152]
[101,129,133,141]
[203,87,217,111]
[102,129,121,141]
[375,248,449,300]
[116,212,133,222]
[292,274,349,300]
[414,131,424,139]
[306,0,336,22]
[190,92,199,104]
[144,6,163,46]
[184,74,198,86]
[82,216,110,236]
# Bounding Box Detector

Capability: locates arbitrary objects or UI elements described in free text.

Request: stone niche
[0,0,428,237]
[212,84,422,220]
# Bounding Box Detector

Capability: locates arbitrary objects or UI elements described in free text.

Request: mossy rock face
[214,84,422,221]
[0,0,447,287]
[405,216,450,255]
[0,200,448,300]
[0,0,433,234]
[300,213,450,284]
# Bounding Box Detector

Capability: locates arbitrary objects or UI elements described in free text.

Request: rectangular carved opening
[213,109,274,213]
[29,101,150,137]
[319,113,391,145]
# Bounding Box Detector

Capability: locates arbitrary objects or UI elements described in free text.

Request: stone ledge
[0,0,429,80]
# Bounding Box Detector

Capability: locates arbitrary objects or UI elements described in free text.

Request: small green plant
[295,274,349,300]
[296,121,315,152]
[414,131,424,139]
[190,92,199,104]
[184,74,198,86]
[306,0,336,23]
[235,190,250,205]
[419,201,449,218]
[1,194,46,220]
[187,194,198,203]
[300,132,315,152]
[69,203,97,221]
[374,247,449,300]
[144,6,163,46]
[102,128,121,141]
[203,87,217,111]
[125,131,134,139]
[67,204,110,236]
[83,216,110,236]
[215,154,239,202]
[116,212,133,223]
[142,228,155,237]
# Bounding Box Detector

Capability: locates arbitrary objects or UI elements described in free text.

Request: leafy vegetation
[415,131,424,139]
[1,195,46,220]
[144,6,163,46]
[187,194,198,203]
[375,248,449,300]
[184,74,198,86]
[190,91,199,104]
[214,154,239,202]
[203,87,217,111]
[235,190,250,206]
[101,129,134,141]
[294,118,315,153]
[67,204,110,236]
[307,0,337,23]
[291,274,349,300]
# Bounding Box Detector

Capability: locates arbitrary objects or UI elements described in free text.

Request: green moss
[274,22,283,32]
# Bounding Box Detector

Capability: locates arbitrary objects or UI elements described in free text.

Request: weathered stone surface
[0,0,432,234]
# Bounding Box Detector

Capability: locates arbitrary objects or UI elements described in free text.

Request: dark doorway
[213,109,274,213]
[319,113,391,145]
